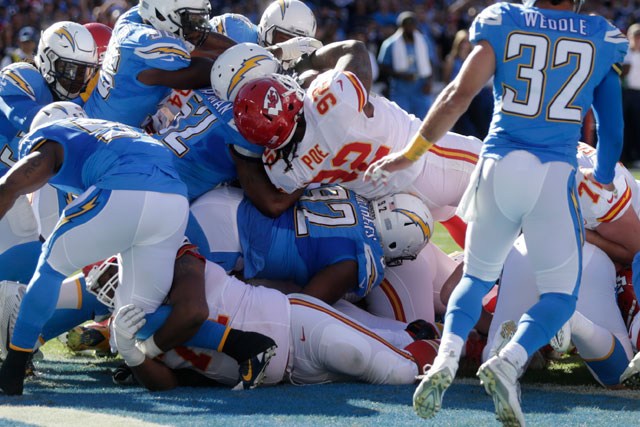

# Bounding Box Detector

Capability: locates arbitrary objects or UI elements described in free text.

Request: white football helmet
[82,255,121,309]
[258,0,317,47]
[211,42,280,102]
[139,0,212,47]
[210,13,258,44]
[35,21,98,101]
[522,0,584,12]
[30,101,87,131]
[372,193,434,266]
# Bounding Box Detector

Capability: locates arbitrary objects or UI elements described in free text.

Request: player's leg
[0,195,41,282]
[288,293,420,385]
[366,245,439,324]
[570,244,633,387]
[186,186,243,271]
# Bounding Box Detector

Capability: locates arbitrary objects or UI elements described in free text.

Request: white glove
[275,37,323,62]
[112,304,147,367]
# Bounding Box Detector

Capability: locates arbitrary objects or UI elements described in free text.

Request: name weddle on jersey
[0,0,638,425]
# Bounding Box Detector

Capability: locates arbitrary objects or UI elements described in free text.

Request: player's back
[84,6,191,127]
[155,89,259,201]
[0,62,53,175]
[19,118,186,196]
[239,185,385,297]
[264,69,424,197]
[473,3,628,164]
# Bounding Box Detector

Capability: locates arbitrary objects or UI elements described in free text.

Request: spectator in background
[1,26,36,68]
[378,11,433,117]
[442,29,491,139]
[622,23,640,166]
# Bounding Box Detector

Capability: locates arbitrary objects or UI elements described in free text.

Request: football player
[0,22,99,283]
[366,0,627,424]
[83,0,233,127]
[0,104,189,395]
[231,41,479,251]
[109,241,439,391]
[187,185,432,305]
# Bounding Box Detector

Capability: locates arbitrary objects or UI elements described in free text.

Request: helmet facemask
[49,54,98,100]
[83,256,121,309]
[177,7,212,48]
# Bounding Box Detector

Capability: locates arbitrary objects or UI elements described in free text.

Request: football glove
[112,304,146,367]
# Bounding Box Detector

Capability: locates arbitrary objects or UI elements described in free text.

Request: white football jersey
[576,143,635,229]
[263,69,426,199]
[161,260,291,385]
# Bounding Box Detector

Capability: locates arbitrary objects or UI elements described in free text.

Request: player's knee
[328,341,367,376]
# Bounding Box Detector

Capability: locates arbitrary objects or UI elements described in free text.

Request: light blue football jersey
[84,6,192,127]
[211,13,259,44]
[0,63,53,176]
[471,3,628,165]
[19,118,187,197]
[155,88,263,201]
[239,186,385,298]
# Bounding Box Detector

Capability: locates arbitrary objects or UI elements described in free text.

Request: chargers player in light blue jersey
[155,88,261,201]
[211,13,259,45]
[187,185,432,304]
[84,0,231,127]
[0,21,99,283]
[366,0,628,424]
[0,108,189,396]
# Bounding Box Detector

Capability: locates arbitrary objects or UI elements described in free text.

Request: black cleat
[232,344,277,391]
[0,349,30,395]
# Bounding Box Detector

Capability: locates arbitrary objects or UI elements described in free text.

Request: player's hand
[112,304,146,367]
[581,167,616,192]
[275,37,323,61]
[364,152,415,184]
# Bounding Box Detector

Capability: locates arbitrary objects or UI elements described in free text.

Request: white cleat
[0,281,27,359]
[620,351,640,389]
[477,355,526,427]
[489,320,518,359]
[412,351,458,419]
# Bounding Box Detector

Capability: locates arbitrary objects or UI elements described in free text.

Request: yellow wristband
[402,133,434,161]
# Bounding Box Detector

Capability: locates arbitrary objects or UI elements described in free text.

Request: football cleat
[112,362,137,386]
[488,320,518,360]
[62,319,112,355]
[232,344,277,391]
[620,351,640,389]
[412,351,458,419]
[0,281,27,360]
[549,321,572,354]
[477,355,526,427]
[406,319,440,341]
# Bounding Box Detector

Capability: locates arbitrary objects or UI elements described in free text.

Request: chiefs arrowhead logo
[263,86,282,116]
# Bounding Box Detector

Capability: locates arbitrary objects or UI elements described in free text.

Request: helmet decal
[228,54,274,100]
[395,208,432,241]
[54,27,76,52]
[264,86,283,115]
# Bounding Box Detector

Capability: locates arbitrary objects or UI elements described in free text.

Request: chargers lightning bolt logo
[227,54,272,100]
[395,208,432,241]
[54,27,76,51]
[4,71,36,100]
[56,195,100,229]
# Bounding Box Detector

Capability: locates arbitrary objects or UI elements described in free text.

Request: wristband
[403,133,433,161]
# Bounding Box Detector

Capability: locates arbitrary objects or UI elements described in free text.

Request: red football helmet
[83,22,113,65]
[233,73,304,150]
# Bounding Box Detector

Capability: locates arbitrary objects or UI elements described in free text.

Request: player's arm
[231,148,304,218]
[0,141,61,219]
[590,68,624,188]
[191,32,236,60]
[302,260,359,305]
[0,95,44,132]
[590,207,640,264]
[293,40,373,94]
[139,249,209,356]
[137,57,214,89]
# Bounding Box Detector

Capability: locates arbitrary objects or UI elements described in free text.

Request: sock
[11,262,65,350]
[443,274,495,340]
[439,332,464,359]
[582,336,630,387]
[499,341,528,373]
[514,292,577,358]
[136,307,228,352]
[440,215,467,249]
[0,241,41,284]
[0,348,31,395]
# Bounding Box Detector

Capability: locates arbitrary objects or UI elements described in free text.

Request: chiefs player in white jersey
[110,242,439,390]
[232,41,480,230]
